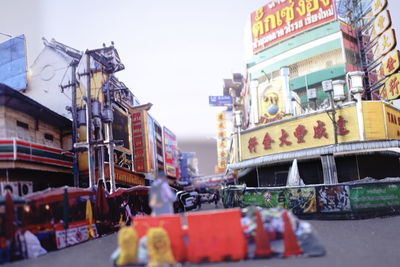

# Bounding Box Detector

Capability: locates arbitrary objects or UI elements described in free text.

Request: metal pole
[105,123,116,193]
[85,53,96,188]
[71,62,80,187]
[105,82,116,193]
[329,92,338,145]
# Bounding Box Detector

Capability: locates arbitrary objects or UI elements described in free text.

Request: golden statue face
[263,91,280,116]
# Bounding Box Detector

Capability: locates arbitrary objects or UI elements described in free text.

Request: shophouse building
[227,0,400,187]
[0,83,73,194]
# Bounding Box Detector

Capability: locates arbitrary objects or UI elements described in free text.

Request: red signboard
[132,111,146,173]
[251,0,336,54]
[163,127,180,179]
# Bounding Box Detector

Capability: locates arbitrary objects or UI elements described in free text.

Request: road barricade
[185,208,247,263]
[111,207,326,266]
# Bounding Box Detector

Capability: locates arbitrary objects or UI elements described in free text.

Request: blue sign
[0,35,27,91]
[208,96,232,106]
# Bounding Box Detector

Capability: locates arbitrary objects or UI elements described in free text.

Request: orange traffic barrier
[132,215,186,262]
[186,208,247,263]
[282,210,303,257]
[254,211,273,258]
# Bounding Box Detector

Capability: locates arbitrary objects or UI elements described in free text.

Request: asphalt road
[7,204,400,267]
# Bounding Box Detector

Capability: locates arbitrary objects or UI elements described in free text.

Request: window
[44,133,54,141]
[16,120,29,130]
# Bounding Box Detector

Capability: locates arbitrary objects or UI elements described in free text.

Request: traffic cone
[282,210,303,257]
[254,211,273,257]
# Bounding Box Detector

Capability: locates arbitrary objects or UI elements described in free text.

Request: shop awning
[228,140,400,170]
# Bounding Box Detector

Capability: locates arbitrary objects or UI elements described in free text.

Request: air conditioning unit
[19,181,33,196]
[1,182,20,196]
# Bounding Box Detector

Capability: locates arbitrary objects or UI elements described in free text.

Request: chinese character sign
[251,0,336,54]
[241,106,360,161]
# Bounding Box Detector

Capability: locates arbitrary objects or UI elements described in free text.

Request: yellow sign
[383,50,400,77]
[372,0,387,16]
[217,158,227,169]
[257,79,285,124]
[384,105,400,139]
[241,101,400,160]
[241,106,360,160]
[385,73,400,100]
[375,29,396,58]
[216,112,225,121]
[370,10,391,41]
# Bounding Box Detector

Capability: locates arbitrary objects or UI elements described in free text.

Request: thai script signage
[209,96,233,107]
[251,0,336,54]
[349,183,400,211]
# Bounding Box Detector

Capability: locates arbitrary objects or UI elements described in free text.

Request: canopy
[107,186,149,198]
[26,186,94,205]
[0,195,26,205]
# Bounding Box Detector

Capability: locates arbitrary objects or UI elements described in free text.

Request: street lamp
[233,110,242,162]
[322,80,338,144]
[348,71,365,98]
[332,80,346,103]
[348,71,365,141]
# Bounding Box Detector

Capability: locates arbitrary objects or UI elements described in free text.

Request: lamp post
[332,80,346,104]
[322,80,338,144]
[348,71,365,141]
[234,110,242,163]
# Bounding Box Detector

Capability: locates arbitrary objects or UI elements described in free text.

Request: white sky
[1,0,267,142]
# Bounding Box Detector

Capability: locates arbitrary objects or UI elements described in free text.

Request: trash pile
[241,207,326,258]
[111,207,326,266]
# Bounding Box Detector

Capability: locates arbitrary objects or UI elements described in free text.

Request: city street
[7,203,400,267]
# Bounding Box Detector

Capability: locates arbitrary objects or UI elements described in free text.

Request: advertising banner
[287,187,317,213]
[163,127,180,178]
[242,188,287,208]
[0,35,27,91]
[349,183,400,211]
[251,0,336,54]
[317,185,351,212]
[131,108,155,174]
[55,221,98,249]
[132,110,146,173]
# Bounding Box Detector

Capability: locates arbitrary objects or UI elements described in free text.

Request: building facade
[0,84,73,193]
[227,0,400,187]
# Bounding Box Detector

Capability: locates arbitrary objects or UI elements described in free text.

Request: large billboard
[163,127,180,178]
[251,0,336,54]
[0,35,27,90]
[131,109,156,175]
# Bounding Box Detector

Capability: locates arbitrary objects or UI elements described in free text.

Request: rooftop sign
[251,0,336,54]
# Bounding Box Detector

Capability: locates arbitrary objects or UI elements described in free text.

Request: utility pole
[71,62,80,187]
[84,52,96,188]
[61,61,80,187]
